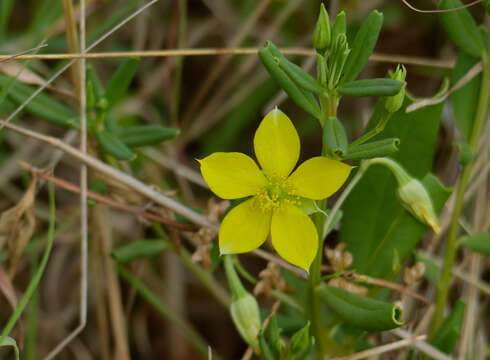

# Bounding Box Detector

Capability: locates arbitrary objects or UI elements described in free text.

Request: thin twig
[392,329,453,360]
[0,44,48,63]
[400,0,482,13]
[0,49,456,68]
[20,162,197,231]
[330,334,426,360]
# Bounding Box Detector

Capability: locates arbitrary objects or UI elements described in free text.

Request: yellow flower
[199,109,352,271]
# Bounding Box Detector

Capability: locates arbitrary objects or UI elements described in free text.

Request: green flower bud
[224,256,261,349]
[313,3,331,54]
[397,178,440,234]
[363,157,440,233]
[385,65,407,113]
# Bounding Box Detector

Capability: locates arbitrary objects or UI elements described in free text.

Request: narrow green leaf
[0,74,79,128]
[331,11,346,42]
[290,321,310,354]
[0,336,20,360]
[104,57,139,107]
[317,284,403,331]
[323,116,348,157]
[86,65,105,101]
[276,55,325,94]
[439,0,485,58]
[259,331,276,360]
[259,43,321,119]
[119,125,180,147]
[111,240,168,263]
[95,130,136,161]
[338,78,403,97]
[459,232,490,256]
[340,95,450,279]
[342,10,384,83]
[426,300,466,357]
[450,53,482,141]
[344,138,400,160]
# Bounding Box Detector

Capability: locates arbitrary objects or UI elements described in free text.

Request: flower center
[253,174,300,212]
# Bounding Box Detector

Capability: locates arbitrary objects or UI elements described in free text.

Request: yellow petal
[219,199,272,254]
[288,157,352,200]
[199,152,267,199]
[270,204,318,271]
[254,108,300,178]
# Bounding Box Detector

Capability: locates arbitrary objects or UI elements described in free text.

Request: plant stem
[432,52,490,335]
[349,111,392,148]
[0,183,56,346]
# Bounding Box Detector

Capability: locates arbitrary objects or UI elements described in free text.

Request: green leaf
[317,284,403,331]
[259,42,321,119]
[290,321,311,355]
[0,0,14,40]
[339,96,451,279]
[450,53,482,141]
[276,55,325,94]
[87,65,105,101]
[104,57,139,107]
[258,331,275,360]
[344,138,400,160]
[119,125,180,147]
[95,130,136,161]
[0,74,79,128]
[0,336,20,360]
[459,232,490,256]
[331,11,346,43]
[342,10,384,83]
[426,300,466,357]
[111,240,168,264]
[439,0,485,58]
[323,116,348,157]
[338,78,403,97]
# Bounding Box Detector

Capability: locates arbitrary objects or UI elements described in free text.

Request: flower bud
[224,256,261,349]
[313,3,331,54]
[397,178,440,234]
[385,65,407,113]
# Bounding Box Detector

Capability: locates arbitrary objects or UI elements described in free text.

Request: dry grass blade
[400,0,482,13]
[0,44,48,63]
[0,267,18,312]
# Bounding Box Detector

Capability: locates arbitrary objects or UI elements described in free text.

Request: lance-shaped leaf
[276,55,325,95]
[104,57,139,107]
[96,130,136,161]
[331,11,346,42]
[344,138,400,160]
[342,10,383,83]
[339,95,451,279]
[111,240,168,264]
[119,125,180,147]
[425,300,466,357]
[450,53,482,142]
[338,78,403,97]
[0,74,78,128]
[439,0,485,58]
[459,232,490,256]
[323,116,348,158]
[259,42,321,119]
[317,284,403,331]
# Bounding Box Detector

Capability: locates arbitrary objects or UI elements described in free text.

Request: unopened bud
[224,256,261,348]
[397,178,440,233]
[313,3,331,54]
[385,65,407,113]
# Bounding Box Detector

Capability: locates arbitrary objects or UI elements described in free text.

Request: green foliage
[459,232,490,256]
[342,11,383,83]
[438,0,485,58]
[95,130,136,161]
[118,125,180,147]
[104,57,140,107]
[111,240,168,264]
[344,138,400,160]
[450,53,482,141]
[317,284,403,331]
[425,300,466,357]
[331,11,346,43]
[0,74,79,128]
[0,336,20,360]
[323,116,348,158]
[339,97,450,279]
[338,78,403,97]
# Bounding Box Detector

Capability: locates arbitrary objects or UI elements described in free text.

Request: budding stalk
[313,3,331,55]
[385,65,407,114]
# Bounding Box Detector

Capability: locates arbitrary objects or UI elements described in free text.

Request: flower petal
[288,157,352,200]
[254,108,300,178]
[271,205,318,271]
[219,199,272,254]
[199,152,267,199]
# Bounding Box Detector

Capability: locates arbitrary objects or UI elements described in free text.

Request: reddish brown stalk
[20,162,198,232]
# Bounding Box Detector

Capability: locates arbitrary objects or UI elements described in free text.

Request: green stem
[118,265,216,359]
[432,53,490,335]
[0,183,56,346]
[152,223,231,308]
[349,112,392,148]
